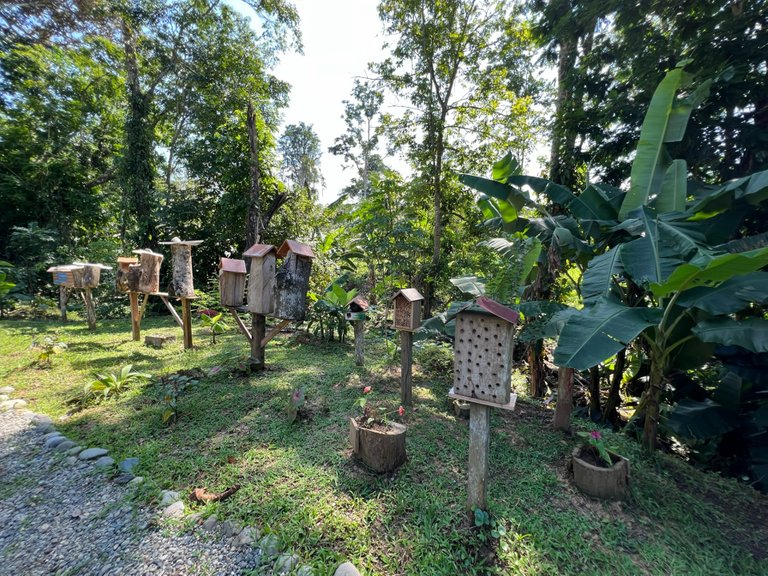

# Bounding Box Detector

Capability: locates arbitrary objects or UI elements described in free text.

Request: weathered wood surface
[260,319,290,348]
[137,252,163,294]
[349,418,407,473]
[71,267,85,290]
[247,254,275,314]
[127,265,142,292]
[59,286,68,321]
[219,270,246,307]
[249,313,266,371]
[354,320,364,366]
[467,403,491,512]
[82,288,96,330]
[400,330,413,405]
[181,297,193,350]
[553,366,574,431]
[145,334,176,348]
[169,244,194,298]
[273,253,312,321]
[129,292,141,341]
[116,259,138,293]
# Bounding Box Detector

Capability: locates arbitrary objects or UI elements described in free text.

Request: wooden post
[467,402,491,512]
[354,320,364,366]
[553,367,574,431]
[400,330,413,405]
[82,288,97,330]
[249,313,266,371]
[129,291,141,341]
[181,297,193,350]
[59,286,68,322]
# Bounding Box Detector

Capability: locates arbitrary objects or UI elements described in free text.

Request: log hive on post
[116,257,139,293]
[347,296,368,367]
[159,237,203,298]
[75,263,111,331]
[243,244,276,315]
[218,258,247,307]
[391,288,423,405]
[132,249,164,294]
[273,240,315,321]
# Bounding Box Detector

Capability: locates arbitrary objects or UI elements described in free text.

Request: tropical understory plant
[77,364,152,406]
[461,64,768,480]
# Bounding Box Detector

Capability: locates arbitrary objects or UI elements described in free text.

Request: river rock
[202,515,218,532]
[259,534,281,559]
[118,457,139,474]
[296,566,315,576]
[0,386,14,394]
[163,501,184,519]
[45,436,67,449]
[55,440,77,452]
[220,520,241,538]
[79,448,108,460]
[334,562,362,576]
[273,553,299,575]
[234,526,259,546]
[66,446,83,456]
[159,490,180,507]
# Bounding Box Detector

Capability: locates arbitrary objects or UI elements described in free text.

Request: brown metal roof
[243,243,276,258]
[276,239,315,259]
[219,258,246,274]
[349,296,369,311]
[474,296,519,325]
[392,288,424,302]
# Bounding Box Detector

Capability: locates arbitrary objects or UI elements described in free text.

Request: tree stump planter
[571,447,630,500]
[349,417,407,473]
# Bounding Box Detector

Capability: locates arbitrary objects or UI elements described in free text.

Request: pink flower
[199,309,217,317]
[363,386,372,394]
[398,406,405,417]
[292,390,301,401]
[590,430,602,440]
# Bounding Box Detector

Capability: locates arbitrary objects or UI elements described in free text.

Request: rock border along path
[0,393,363,576]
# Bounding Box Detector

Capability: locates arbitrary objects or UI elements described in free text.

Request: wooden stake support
[228,307,252,342]
[400,330,413,405]
[59,286,68,322]
[467,403,491,512]
[249,313,266,371]
[181,297,193,350]
[354,320,364,366]
[129,291,141,341]
[82,287,96,330]
[260,319,290,348]
[157,294,183,327]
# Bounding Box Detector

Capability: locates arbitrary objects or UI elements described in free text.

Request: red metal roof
[243,243,276,258]
[349,296,369,311]
[392,288,424,302]
[117,257,139,264]
[219,258,246,274]
[475,296,519,325]
[276,240,315,259]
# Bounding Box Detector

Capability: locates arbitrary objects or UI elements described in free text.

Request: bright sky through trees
[229,0,386,204]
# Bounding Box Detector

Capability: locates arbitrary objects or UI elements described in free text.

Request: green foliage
[31,336,67,368]
[79,365,151,406]
[199,311,229,344]
[160,372,200,425]
[472,507,509,552]
[576,430,614,467]
[307,277,358,342]
[414,342,453,377]
[287,387,306,424]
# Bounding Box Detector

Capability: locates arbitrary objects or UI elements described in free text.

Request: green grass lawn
[1,314,767,575]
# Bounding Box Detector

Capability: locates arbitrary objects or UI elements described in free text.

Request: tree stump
[571,447,630,500]
[134,250,163,294]
[273,252,312,321]
[349,417,407,473]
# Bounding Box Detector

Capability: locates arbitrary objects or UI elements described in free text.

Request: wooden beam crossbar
[158,295,184,327]
[228,308,252,343]
[260,319,290,348]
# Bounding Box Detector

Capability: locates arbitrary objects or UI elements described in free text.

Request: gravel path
[0,408,286,576]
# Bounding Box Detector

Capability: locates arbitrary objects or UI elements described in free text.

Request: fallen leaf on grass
[189,484,241,503]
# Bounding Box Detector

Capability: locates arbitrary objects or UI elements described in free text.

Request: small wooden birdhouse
[273,240,315,321]
[116,257,138,293]
[159,237,203,298]
[47,265,84,288]
[345,296,369,321]
[218,258,247,307]
[391,288,424,331]
[243,243,276,315]
[453,296,519,406]
[73,262,111,289]
[132,249,164,294]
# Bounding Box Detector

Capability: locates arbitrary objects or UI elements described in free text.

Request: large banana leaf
[664,398,739,440]
[620,208,688,286]
[553,298,662,370]
[650,246,768,298]
[655,159,687,213]
[459,174,529,209]
[693,318,768,353]
[450,276,485,297]
[688,168,768,215]
[676,272,768,314]
[581,245,624,303]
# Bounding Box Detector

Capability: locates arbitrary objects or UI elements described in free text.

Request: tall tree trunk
[245,100,263,250]
[588,365,601,417]
[120,16,156,247]
[549,33,578,189]
[553,367,574,431]
[602,348,626,425]
[642,359,665,451]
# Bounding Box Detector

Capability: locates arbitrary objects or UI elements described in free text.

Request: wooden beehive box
[392,288,423,331]
[47,265,85,288]
[73,262,111,289]
[345,295,369,321]
[273,240,315,321]
[244,243,276,314]
[159,237,203,298]
[116,257,139,293]
[453,297,519,405]
[219,258,247,307]
[132,249,164,294]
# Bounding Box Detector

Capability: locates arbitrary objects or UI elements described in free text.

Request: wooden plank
[181,297,193,350]
[228,307,252,343]
[159,295,183,327]
[400,330,413,405]
[138,293,148,320]
[467,403,491,512]
[260,319,290,347]
[354,320,364,366]
[59,286,68,322]
[448,388,517,412]
[129,291,141,341]
[250,313,266,371]
[82,287,96,330]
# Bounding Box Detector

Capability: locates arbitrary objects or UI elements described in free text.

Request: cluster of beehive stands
[116,238,202,349]
[217,240,315,371]
[47,262,112,329]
